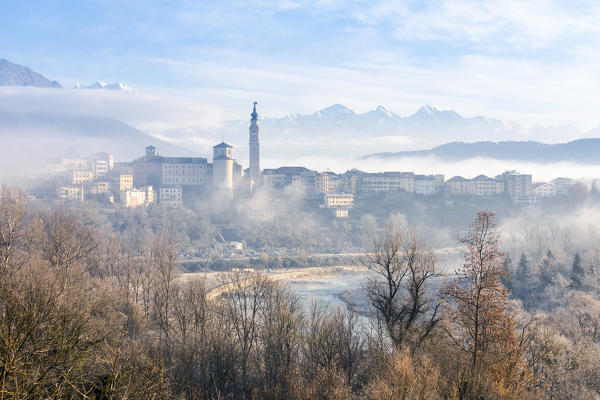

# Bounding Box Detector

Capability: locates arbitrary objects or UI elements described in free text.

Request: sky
[3,0,600,130]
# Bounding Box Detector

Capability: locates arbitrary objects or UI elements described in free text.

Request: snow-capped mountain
[216,104,582,145]
[172,104,587,164]
[73,81,137,93]
[0,59,62,88]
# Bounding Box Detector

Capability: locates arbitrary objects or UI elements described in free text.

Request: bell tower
[249,101,261,190]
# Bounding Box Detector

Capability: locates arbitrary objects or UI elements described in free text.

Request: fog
[498,203,600,266]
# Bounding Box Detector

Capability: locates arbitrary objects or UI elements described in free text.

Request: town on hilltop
[38,102,595,218]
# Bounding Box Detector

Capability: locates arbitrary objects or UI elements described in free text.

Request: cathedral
[134,102,261,203]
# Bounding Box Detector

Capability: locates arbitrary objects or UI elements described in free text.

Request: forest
[1,188,600,399]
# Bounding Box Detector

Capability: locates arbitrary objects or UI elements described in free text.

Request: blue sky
[2,0,600,128]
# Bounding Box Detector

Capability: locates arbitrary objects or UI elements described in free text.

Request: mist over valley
[4,2,600,396]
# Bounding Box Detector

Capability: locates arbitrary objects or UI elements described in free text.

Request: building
[159,186,183,207]
[334,208,349,218]
[551,177,575,196]
[249,101,261,190]
[314,173,330,194]
[229,242,243,250]
[469,175,504,196]
[496,170,532,197]
[59,158,89,171]
[91,181,109,194]
[233,162,244,191]
[90,152,114,176]
[58,185,83,201]
[133,146,208,189]
[263,167,318,192]
[362,172,415,192]
[323,193,354,208]
[120,186,154,208]
[70,170,95,184]
[447,176,468,194]
[119,174,134,191]
[212,142,235,199]
[447,175,504,196]
[414,175,438,195]
[533,182,557,198]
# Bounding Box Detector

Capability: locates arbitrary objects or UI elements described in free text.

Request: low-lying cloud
[0,86,224,133]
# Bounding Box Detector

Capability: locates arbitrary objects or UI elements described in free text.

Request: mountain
[362,139,600,164]
[0,111,195,183]
[0,59,62,88]
[207,104,583,148]
[258,104,519,141]
[74,81,137,93]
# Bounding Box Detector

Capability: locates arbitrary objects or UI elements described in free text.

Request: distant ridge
[0,110,195,167]
[362,139,600,165]
[0,59,62,88]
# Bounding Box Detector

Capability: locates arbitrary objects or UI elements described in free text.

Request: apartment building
[447,175,504,196]
[323,193,354,208]
[533,182,557,197]
[496,170,532,197]
[361,172,415,192]
[159,187,183,207]
[70,170,95,184]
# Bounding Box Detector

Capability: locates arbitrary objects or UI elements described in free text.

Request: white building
[159,187,183,207]
[133,146,208,189]
[120,186,154,208]
[58,185,83,201]
[334,208,349,218]
[212,142,235,199]
[362,172,415,192]
[414,175,437,195]
[551,177,575,196]
[70,170,95,184]
[533,182,557,198]
[323,193,354,208]
[496,170,532,197]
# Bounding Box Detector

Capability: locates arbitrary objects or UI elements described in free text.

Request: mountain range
[208,103,586,152]
[0,59,62,88]
[73,81,137,93]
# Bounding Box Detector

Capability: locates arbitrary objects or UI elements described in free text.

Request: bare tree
[218,271,272,394]
[259,282,304,393]
[365,224,441,351]
[302,303,364,386]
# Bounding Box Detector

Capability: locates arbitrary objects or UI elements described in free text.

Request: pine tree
[571,252,585,289]
[538,249,556,291]
[516,253,530,300]
[501,255,513,292]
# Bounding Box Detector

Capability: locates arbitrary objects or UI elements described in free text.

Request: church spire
[251,101,258,121]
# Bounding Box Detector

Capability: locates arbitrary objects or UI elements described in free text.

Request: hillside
[0,111,196,183]
[362,139,600,164]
